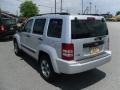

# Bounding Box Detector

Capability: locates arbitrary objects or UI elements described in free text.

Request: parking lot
[0,22,120,90]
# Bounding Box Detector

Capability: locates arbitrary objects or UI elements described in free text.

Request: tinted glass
[71,20,108,39]
[24,19,33,32]
[33,19,46,35]
[47,19,62,38]
[0,18,16,25]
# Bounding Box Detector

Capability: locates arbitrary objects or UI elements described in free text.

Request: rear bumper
[57,51,111,74]
[0,30,15,38]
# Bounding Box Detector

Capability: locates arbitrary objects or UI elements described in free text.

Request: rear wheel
[14,40,21,56]
[39,55,56,82]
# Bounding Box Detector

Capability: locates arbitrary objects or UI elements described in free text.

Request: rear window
[71,19,108,39]
[0,19,16,25]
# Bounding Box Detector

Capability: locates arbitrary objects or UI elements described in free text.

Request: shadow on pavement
[51,69,106,90]
[0,37,13,42]
[20,52,106,90]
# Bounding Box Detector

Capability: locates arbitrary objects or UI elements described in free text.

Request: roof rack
[36,12,70,16]
[82,14,102,16]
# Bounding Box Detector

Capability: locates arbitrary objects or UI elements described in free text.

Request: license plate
[90,47,100,55]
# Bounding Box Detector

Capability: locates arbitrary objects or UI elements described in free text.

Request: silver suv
[13,13,111,81]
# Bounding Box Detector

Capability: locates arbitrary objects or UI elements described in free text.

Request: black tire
[14,40,21,56]
[39,55,56,82]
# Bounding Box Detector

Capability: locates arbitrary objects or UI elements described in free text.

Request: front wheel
[14,40,21,56]
[39,55,56,82]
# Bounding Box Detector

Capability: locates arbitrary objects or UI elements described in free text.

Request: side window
[47,19,62,38]
[24,19,33,32]
[33,19,46,35]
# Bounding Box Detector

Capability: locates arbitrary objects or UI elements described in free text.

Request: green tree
[116,11,120,16]
[20,0,39,17]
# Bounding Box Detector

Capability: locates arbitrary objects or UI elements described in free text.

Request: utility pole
[95,5,96,14]
[82,0,83,14]
[96,9,99,14]
[60,0,63,13]
[50,0,52,13]
[54,0,56,13]
[89,2,92,14]
[66,8,70,13]
[51,7,52,13]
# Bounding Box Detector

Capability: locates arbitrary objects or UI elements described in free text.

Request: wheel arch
[37,45,60,74]
[13,34,21,49]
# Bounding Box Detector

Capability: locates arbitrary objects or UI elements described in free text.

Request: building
[0,10,17,19]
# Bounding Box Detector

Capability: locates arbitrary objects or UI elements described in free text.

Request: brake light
[87,17,95,20]
[0,25,5,32]
[62,43,74,61]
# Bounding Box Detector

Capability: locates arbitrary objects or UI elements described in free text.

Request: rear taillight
[62,43,74,61]
[0,25,5,32]
[87,17,95,20]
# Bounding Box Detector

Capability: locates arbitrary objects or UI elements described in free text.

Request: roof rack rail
[82,14,101,16]
[36,12,70,16]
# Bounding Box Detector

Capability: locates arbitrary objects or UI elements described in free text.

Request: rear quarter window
[47,19,63,38]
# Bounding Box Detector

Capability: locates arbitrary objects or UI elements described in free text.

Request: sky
[0,0,120,15]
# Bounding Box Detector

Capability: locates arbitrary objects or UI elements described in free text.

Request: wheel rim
[14,42,18,53]
[41,60,50,78]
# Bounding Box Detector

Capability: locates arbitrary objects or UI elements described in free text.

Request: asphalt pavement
[0,22,120,90]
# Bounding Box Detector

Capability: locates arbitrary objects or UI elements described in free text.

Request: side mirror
[16,23,25,32]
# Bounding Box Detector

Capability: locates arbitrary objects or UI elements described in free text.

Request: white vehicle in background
[13,13,111,81]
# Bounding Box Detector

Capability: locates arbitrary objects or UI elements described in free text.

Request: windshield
[0,19,16,25]
[71,19,108,39]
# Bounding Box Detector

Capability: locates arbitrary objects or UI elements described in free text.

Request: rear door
[71,18,109,61]
[28,18,46,58]
[46,19,63,58]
